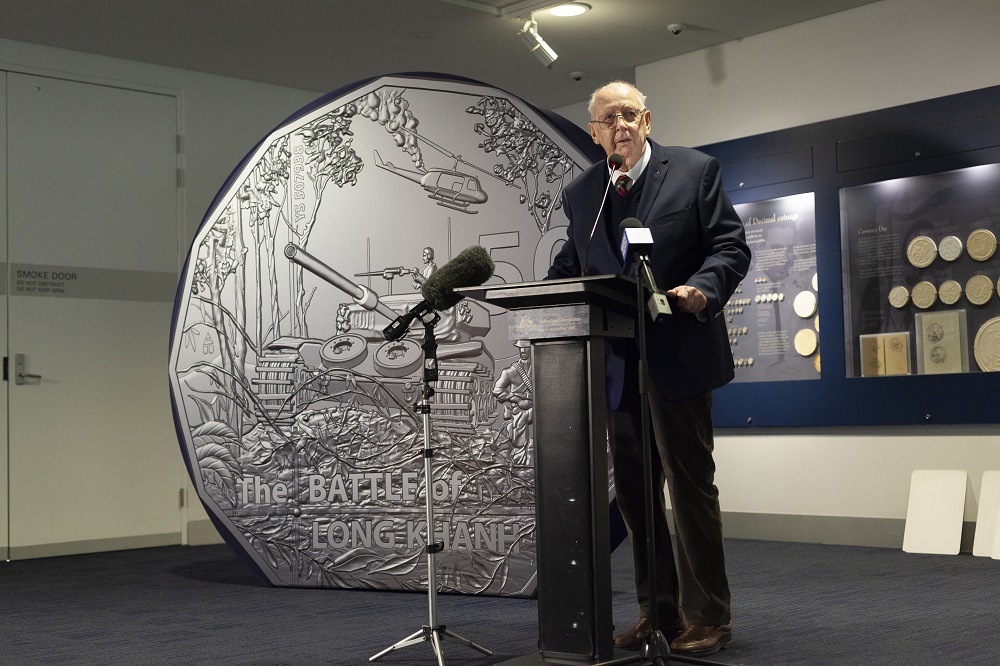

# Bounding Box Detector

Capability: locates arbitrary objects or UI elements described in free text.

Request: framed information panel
[730,193,820,383]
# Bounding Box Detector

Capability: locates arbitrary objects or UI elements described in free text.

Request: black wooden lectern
[459,275,637,664]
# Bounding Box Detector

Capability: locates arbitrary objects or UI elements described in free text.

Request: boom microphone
[382,245,495,341]
[582,153,625,276]
[422,245,495,310]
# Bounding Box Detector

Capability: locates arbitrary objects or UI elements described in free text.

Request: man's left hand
[667,285,707,314]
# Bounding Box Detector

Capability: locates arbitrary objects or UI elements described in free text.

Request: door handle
[14,353,42,385]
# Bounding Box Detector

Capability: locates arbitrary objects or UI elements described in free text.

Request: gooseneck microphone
[383,245,495,341]
[581,153,624,277]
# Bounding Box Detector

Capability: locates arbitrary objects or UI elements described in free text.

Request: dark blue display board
[702,85,1000,427]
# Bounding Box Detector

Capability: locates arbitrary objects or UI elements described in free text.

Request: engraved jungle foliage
[169,76,591,595]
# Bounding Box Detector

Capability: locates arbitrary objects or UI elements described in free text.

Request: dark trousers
[607,380,731,627]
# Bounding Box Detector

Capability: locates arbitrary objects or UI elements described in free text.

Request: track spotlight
[519,19,557,68]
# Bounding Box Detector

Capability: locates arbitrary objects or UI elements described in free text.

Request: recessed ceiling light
[547,3,590,17]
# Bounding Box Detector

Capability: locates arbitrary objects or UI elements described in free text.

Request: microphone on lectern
[582,153,626,277]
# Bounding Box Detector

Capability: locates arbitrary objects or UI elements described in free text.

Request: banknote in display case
[859,332,911,377]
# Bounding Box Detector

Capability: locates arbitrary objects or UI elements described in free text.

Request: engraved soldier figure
[411,246,438,289]
[492,340,533,465]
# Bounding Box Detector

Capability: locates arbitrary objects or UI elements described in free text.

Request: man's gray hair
[587,81,648,118]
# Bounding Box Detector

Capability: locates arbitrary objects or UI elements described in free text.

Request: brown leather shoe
[670,621,732,656]
[613,616,686,650]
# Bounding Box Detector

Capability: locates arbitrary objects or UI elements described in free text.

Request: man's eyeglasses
[589,108,645,129]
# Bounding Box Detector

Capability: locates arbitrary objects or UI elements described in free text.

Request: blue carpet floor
[1,537,997,665]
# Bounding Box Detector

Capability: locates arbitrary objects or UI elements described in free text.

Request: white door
[6,73,181,558]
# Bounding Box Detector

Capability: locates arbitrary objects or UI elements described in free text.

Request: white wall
[554,0,1000,545]
[0,38,319,244]
[1,37,320,544]
[716,427,996,524]
[638,0,1000,148]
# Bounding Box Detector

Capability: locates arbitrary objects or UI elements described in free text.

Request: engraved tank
[253,292,497,437]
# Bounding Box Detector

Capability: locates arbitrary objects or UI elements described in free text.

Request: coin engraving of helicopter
[373,126,517,214]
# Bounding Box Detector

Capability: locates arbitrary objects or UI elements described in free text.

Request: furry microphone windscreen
[420,245,495,311]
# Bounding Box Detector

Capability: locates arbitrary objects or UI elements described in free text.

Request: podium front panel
[472,277,634,663]
[532,339,613,661]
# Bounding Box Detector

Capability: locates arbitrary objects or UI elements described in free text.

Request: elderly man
[547,81,750,657]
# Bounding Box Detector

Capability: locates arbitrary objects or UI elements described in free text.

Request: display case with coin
[841,163,1000,378]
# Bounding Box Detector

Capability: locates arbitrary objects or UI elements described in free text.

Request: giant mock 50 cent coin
[906,235,937,268]
[967,228,997,261]
[966,274,994,305]
[973,316,1000,371]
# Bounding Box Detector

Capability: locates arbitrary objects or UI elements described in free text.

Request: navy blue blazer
[548,141,751,406]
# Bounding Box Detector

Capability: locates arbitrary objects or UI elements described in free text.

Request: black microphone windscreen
[619,216,643,232]
[420,245,495,311]
[608,153,624,170]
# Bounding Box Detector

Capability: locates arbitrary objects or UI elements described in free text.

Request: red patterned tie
[615,174,631,197]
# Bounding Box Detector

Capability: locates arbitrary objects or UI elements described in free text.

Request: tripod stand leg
[439,627,493,656]
[429,628,445,666]
[595,628,670,666]
[369,628,428,662]
[639,629,671,666]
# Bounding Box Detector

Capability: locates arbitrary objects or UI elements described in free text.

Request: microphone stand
[599,253,725,666]
[369,313,492,666]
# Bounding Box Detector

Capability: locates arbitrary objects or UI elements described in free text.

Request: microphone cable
[582,153,624,277]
